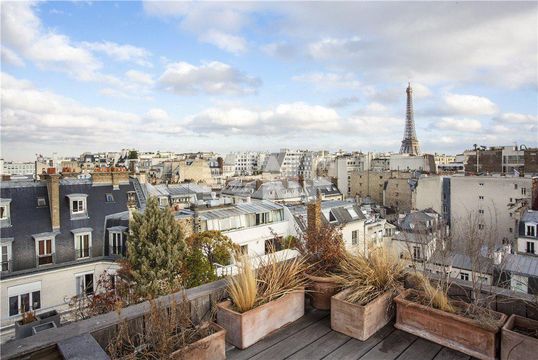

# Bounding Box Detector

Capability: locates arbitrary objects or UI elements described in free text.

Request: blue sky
[1,1,537,161]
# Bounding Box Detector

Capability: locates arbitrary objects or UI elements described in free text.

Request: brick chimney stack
[44,169,61,230]
[307,190,322,234]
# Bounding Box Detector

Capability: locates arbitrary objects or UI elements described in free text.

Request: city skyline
[1,1,537,161]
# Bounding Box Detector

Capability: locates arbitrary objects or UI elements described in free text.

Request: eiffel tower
[399,82,421,155]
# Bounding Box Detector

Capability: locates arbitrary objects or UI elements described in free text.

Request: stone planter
[170,322,226,360]
[501,314,538,360]
[306,274,338,310]
[216,289,305,349]
[331,289,394,341]
[15,310,62,339]
[395,289,507,360]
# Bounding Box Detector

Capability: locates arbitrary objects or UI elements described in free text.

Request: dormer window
[0,199,11,227]
[105,193,114,202]
[159,197,169,207]
[67,194,88,219]
[526,224,537,237]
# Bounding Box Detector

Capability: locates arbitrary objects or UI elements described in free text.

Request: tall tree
[186,230,237,265]
[127,197,186,298]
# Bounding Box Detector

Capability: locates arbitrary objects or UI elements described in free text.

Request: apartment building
[0,170,140,334]
[464,145,537,175]
[450,176,534,249]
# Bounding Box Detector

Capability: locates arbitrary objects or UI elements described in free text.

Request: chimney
[44,170,61,230]
[307,190,322,234]
[531,177,538,210]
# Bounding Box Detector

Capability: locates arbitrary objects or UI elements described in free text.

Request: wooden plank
[395,338,442,360]
[287,330,350,360]
[358,329,416,360]
[433,347,471,360]
[249,317,332,360]
[322,323,395,360]
[226,309,329,360]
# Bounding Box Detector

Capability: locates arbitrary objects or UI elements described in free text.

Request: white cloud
[1,46,25,67]
[308,36,361,60]
[434,117,483,132]
[261,42,297,59]
[82,41,153,67]
[494,113,538,125]
[159,61,261,95]
[126,70,154,86]
[443,94,499,116]
[328,96,360,108]
[292,72,361,89]
[186,102,341,134]
[200,30,247,54]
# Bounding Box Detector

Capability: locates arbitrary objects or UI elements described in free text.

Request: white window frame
[7,282,41,317]
[526,241,535,254]
[37,197,47,207]
[351,230,358,245]
[67,194,88,217]
[460,272,470,281]
[75,271,94,297]
[74,231,92,259]
[0,199,11,225]
[34,236,55,266]
[526,223,537,238]
[109,231,123,255]
[412,245,421,260]
[0,205,9,220]
[1,240,13,272]
[159,197,168,207]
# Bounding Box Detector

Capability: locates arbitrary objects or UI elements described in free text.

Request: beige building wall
[450,176,532,249]
[349,171,392,204]
[415,176,444,214]
[384,178,414,213]
[179,159,212,184]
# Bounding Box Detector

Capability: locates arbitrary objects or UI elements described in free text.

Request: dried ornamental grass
[331,248,407,305]
[410,272,456,314]
[226,251,308,313]
[226,254,257,313]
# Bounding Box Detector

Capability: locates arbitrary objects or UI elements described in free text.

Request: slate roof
[197,200,284,220]
[519,210,538,236]
[398,210,438,231]
[429,250,493,274]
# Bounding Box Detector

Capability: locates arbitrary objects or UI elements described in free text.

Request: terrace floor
[226,308,473,360]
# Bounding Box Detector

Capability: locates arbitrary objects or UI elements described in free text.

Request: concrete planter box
[306,274,338,310]
[170,322,226,360]
[216,289,305,349]
[15,311,61,340]
[331,289,394,341]
[395,289,507,360]
[501,314,538,360]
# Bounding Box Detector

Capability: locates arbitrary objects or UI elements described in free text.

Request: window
[37,239,53,265]
[460,272,470,281]
[479,209,484,214]
[75,233,91,258]
[240,244,248,254]
[0,206,7,220]
[75,273,94,297]
[412,246,421,260]
[479,183,484,186]
[159,197,168,207]
[255,212,269,225]
[1,243,12,271]
[105,193,114,202]
[526,241,535,254]
[479,224,485,230]
[479,196,484,200]
[37,197,46,207]
[110,232,123,255]
[526,225,536,237]
[72,199,85,214]
[8,282,41,317]
[352,230,359,245]
[522,188,527,196]
[514,184,518,190]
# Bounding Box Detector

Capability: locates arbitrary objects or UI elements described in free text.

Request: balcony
[75,246,92,260]
[37,253,55,266]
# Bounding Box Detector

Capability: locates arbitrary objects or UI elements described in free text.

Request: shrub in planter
[395,283,507,360]
[217,253,307,349]
[330,248,406,340]
[501,314,538,360]
[297,223,345,310]
[107,298,226,360]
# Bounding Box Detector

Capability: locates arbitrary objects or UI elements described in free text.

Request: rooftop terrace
[225,307,470,360]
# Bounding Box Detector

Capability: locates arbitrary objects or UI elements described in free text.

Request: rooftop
[225,307,469,360]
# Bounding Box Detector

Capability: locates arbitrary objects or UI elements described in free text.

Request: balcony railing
[75,246,92,259]
[1,259,12,272]
[37,253,55,266]
[109,245,126,257]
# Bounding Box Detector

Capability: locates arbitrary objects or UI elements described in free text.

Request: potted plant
[14,310,38,339]
[394,273,507,360]
[299,222,345,310]
[107,298,226,360]
[217,252,307,349]
[501,314,538,360]
[330,247,406,340]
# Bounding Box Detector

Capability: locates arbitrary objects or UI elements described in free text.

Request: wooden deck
[226,308,473,360]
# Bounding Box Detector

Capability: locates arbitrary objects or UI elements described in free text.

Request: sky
[1,1,537,161]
